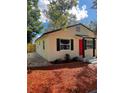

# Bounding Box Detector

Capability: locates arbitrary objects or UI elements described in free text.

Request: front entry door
[79,39,85,57]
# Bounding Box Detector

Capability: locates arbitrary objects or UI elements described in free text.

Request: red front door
[79,39,85,57]
[79,39,83,55]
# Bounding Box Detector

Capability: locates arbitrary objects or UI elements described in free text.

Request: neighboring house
[35,23,97,61]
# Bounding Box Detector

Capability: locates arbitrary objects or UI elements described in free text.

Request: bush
[72,57,79,61]
[51,59,63,64]
[83,61,91,64]
[27,43,36,53]
[65,54,70,61]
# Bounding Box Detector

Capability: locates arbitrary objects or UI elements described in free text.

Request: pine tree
[27,0,43,43]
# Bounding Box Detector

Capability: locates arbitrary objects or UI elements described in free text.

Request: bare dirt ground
[27,62,97,93]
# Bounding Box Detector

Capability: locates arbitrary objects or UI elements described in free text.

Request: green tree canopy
[27,0,43,43]
[88,20,97,35]
[47,0,78,29]
[90,0,97,34]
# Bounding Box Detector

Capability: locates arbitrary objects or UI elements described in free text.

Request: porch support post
[93,38,96,57]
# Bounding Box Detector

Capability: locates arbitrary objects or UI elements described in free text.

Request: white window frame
[86,39,93,49]
[60,39,71,50]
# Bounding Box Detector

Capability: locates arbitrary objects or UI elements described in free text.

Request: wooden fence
[27,43,36,53]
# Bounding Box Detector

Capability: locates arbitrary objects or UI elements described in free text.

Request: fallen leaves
[28,63,97,93]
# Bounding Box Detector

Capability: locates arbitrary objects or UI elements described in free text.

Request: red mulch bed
[27,62,97,93]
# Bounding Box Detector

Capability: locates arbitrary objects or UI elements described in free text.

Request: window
[60,39,70,50]
[37,41,40,45]
[57,39,74,51]
[43,40,45,50]
[86,39,93,49]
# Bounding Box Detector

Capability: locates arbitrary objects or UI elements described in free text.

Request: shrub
[65,54,70,61]
[72,57,79,61]
[83,61,91,64]
[27,43,36,53]
[52,59,62,64]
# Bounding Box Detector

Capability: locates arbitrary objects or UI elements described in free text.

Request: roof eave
[35,23,95,42]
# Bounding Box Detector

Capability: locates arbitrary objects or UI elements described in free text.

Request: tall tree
[88,20,97,35]
[90,0,97,35]
[91,0,97,9]
[27,0,43,43]
[47,0,77,29]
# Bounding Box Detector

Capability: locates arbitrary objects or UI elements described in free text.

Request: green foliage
[27,0,43,43]
[47,0,77,29]
[27,43,36,53]
[65,54,71,61]
[90,0,97,34]
[89,20,97,31]
[88,20,97,35]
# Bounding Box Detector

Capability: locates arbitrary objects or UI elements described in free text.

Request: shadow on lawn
[27,61,91,71]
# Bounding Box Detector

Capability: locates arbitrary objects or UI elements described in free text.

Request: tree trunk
[27,31,32,43]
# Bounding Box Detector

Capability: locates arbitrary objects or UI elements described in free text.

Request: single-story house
[35,23,97,61]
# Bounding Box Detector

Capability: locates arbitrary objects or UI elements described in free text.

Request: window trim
[59,39,71,50]
[43,40,45,50]
[86,39,93,49]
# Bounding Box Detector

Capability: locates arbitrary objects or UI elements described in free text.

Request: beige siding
[84,38,93,58]
[35,25,97,61]
[77,25,97,58]
[46,27,80,61]
[85,49,93,57]
[76,25,95,38]
[35,36,49,60]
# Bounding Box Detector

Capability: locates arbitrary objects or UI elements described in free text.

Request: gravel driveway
[27,53,51,67]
